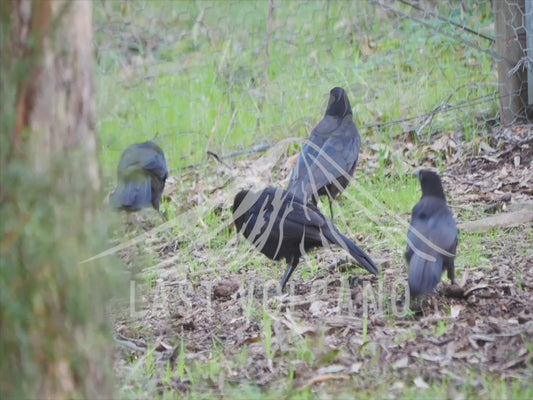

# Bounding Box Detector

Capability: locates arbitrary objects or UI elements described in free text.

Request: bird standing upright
[232,187,378,292]
[405,170,458,300]
[287,87,361,217]
[111,141,168,212]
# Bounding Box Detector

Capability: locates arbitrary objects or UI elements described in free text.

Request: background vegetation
[93,1,532,399]
[2,1,530,398]
[94,0,496,179]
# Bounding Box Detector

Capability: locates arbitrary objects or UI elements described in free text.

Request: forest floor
[111,126,532,399]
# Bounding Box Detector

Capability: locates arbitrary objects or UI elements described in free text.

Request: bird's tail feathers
[111,177,152,211]
[330,229,379,275]
[408,254,443,298]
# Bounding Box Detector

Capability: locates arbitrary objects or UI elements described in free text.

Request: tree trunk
[13,0,100,188]
[1,1,114,398]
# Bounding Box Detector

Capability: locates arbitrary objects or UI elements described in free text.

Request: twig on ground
[173,144,272,172]
[463,284,493,298]
[114,338,147,353]
[206,150,231,169]
[298,373,350,391]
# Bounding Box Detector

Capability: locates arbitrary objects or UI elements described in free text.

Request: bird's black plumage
[405,170,458,300]
[111,141,168,212]
[287,87,361,217]
[232,188,378,292]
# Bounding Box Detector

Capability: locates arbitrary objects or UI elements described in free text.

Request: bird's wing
[237,189,327,249]
[289,115,360,200]
[110,174,153,210]
[279,200,326,242]
[287,116,339,195]
[118,146,167,179]
[301,133,358,196]
[408,198,458,257]
[142,152,168,179]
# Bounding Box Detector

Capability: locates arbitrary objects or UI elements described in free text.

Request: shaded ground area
[113,127,532,397]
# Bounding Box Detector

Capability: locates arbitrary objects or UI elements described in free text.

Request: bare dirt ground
[113,127,532,397]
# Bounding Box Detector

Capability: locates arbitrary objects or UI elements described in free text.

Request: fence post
[526,0,533,108]
[493,0,531,125]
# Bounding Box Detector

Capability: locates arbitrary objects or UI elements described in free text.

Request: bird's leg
[446,263,457,285]
[125,212,135,232]
[158,209,168,222]
[280,258,299,293]
[328,196,334,219]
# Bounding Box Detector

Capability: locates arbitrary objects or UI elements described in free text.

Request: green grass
[92,1,529,399]
[456,231,492,273]
[95,0,496,180]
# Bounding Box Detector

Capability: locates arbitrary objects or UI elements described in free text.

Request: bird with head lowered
[111,141,168,212]
[405,170,458,302]
[232,187,378,292]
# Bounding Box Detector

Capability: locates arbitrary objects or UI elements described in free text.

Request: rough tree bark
[1,1,114,398]
[13,0,100,188]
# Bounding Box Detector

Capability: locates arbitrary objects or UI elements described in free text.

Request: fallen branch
[458,209,533,233]
[298,373,350,391]
[114,338,146,353]
[171,144,272,172]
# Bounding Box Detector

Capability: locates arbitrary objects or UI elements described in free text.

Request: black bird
[232,188,378,292]
[287,87,360,217]
[405,170,458,300]
[111,141,168,212]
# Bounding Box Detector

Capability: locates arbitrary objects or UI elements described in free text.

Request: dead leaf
[348,362,362,374]
[243,336,262,344]
[391,381,405,391]
[479,141,496,154]
[316,365,346,375]
[450,305,463,318]
[309,300,326,316]
[414,376,430,389]
[154,341,173,352]
[392,356,408,369]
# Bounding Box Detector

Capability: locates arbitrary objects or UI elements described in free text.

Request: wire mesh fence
[94,0,529,177]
